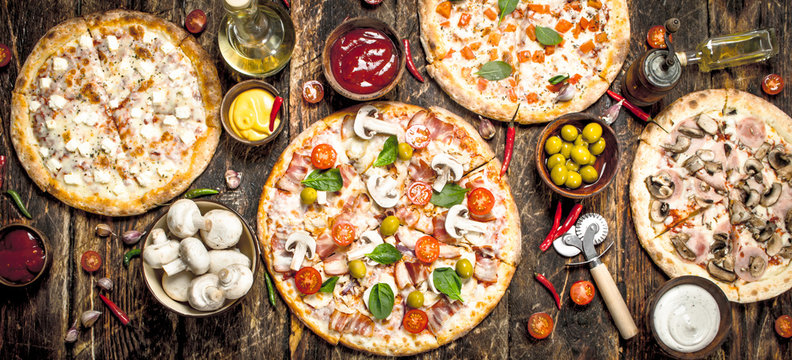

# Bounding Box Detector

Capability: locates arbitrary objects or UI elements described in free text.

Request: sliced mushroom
[704,161,722,175]
[695,114,719,135]
[445,204,487,239]
[285,231,316,271]
[768,147,790,170]
[353,105,403,140]
[694,196,715,209]
[744,158,763,176]
[729,200,752,224]
[645,172,675,199]
[707,260,737,282]
[754,142,772,160]
[346,230,384,260]
[649,200,669,223]
[431,154,463,192]
[766,234,783,256]
[760,183,782,207]
[661,135,690,153]
[723,143,733,157]
[755,222,776,242]
[778,246,792,259]
[682,155,705,173]
[711,233,730,258]
[696,149,715,162]
[678,125,705,138]
[366,174,400,209]
[744,189,760,208]
[747,256,767,279]
[671,233,696,261]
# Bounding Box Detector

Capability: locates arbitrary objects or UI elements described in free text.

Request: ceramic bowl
[220,80,286,146]
[0,223,51,287]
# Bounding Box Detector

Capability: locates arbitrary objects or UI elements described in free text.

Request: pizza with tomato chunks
[419,0,629,124]
[631,90,792,303]
[257,102,521,355]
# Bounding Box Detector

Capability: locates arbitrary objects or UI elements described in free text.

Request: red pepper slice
[500,105,520,176]
[269,96,283,132]
[540,201,563,252]
[402,39,425,82]
[606,90,651,122]
[99,294,130,325]
[281,0,291,8]
[535,273,561,309]
[555,203,583,237]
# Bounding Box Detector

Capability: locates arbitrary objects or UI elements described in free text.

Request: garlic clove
[81,310,102,327]
[95,223,113,237]
[96,277,114,291]
[225,169,241,190]
[477,116,496,140]
[65,320,79,343]
[121,230,144,245]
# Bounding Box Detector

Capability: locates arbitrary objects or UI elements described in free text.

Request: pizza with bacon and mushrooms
[419,0,629,123]
[257,102,521,355]
[631,89,792,303]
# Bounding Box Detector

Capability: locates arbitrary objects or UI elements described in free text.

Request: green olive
[574,135,589,148]
[547,154,566,169]
[300,187,317,205]
[380,215,400,236]
[589,138,606,156]
[550,164,568,186]
[582,122,603,143]
[455,259,473,279]
[565,159,580,172]
[587,154,598,166]
[398,143,414,161]
[561,125,579,142]
[349,260,366,279]
[544,136,563,155]
[565,171,582,189]
[407,290,425,308]
[560,142,573,158]
[570,146,592,165]
[580,165,599,183]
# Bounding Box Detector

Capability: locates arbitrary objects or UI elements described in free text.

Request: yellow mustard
[228,88,281,141]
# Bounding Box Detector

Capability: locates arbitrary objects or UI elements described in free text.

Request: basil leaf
[548,74,570,85]
[368,283,395,320]
[535,26,563,46]
[301,169,343,192]
[430,183,470,208]
[372,136,398,167]
[476,61,512,81]
[366,243,403,265]
[433,268,464,302]
[320,276,339,293]
[497,0,519,24]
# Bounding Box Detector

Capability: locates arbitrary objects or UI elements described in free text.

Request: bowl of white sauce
[647,276,731,359]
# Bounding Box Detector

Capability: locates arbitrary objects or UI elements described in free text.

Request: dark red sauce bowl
[0,223,51,287]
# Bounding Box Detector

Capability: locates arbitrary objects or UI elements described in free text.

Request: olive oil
[676,28,777,72]
[218,0,295,78]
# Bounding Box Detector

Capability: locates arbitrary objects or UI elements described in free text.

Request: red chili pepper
[535,273,561,309]
[540,201,563,252]
[269,96,283,132]
[0,155,6,189]
[555,203,583,237]
[402,39,425,82]
[281,0,290,8]
[500,105,520,176]
[99,294,130,325]
[606,90,652,122]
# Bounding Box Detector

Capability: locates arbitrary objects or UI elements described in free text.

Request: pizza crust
[14,17,90,93]
[84,9,188,46]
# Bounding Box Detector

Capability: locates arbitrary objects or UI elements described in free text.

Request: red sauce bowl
[0,224,51,287]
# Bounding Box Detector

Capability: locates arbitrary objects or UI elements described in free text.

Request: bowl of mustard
[220,80,286,146]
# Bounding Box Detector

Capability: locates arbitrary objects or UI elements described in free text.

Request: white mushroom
[167,199,211,238]
[188,273,225,311]
[444,204,487,239]
[353,105,404,140]
[162,271,194,302]
[142,228,180,269]
[346,230,384,261]
[431,154,463,192]
[218,264,254,299]
[199,210,243,249]
[285,231,316,271]
[366,174,399,209]
[162,237,210,276]
[208,249,251,274]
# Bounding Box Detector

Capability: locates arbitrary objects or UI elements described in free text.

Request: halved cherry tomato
[80,251,102,272]
[776,315,792,338]
[467,187,494,215]
[332,222,355,247]
[364,0,383,4]
[295,267,322,295]
[185,9,207,34]
[527,312,553,339]
[0,44,11,67]
[407,182,433,206]
[762,74,784,95]
[311,144,337,169]
[646,25,670,49]
[570,280,595,306]
[403,309,429,333]
[406,124,431,149]
[302,80,324,103]
[415,236,439,263]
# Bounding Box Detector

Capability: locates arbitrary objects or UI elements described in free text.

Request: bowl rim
[140,199,261,317]
[0,223,52,287]
[219,79,286,146]
[534,112,621,199]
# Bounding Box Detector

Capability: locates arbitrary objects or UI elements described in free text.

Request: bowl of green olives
[535,112,620,199]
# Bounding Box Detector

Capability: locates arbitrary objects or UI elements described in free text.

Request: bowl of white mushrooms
[140,199,259,317]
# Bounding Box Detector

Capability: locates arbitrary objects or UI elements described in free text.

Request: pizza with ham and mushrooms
[257,102,521,355]
[631,89,792,303]
[419,0,629,124]
[10,10,221,216]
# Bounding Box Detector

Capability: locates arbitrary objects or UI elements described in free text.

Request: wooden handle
[590,263,638,339]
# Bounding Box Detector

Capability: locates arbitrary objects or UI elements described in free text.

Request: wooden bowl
[646,276,732,359]
[0,223,52,287]
[220,80,286,146]
[534,113,620,199]
[321,17,406,101]
[141,200,260,317]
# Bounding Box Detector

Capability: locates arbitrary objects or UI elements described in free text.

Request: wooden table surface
[1,0,791,359]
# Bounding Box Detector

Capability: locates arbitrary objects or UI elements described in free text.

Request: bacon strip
[426,299,463,334]
[323,253,348,276]
[408,159,435,182]
[394,261,412,289]
[272,250,293,273]
[330,310,374,336]
[395,206,421,229]
[474,252,499,283]
[432,212,455,243]
[438,244,461,259]
[276,154,310,193]
[339,164,357,188]
[314,231,337,259]
[404,261,430,285]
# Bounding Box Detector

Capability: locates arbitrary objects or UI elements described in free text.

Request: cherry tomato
[80,251,102,272]
[776,315,792,338]
[407,181,433,206]
[302,80,324,104]
[570,280,595,306]
[332,222,355,247]
[185,9,207,34]
[0,43,11,67]
[415,236,439,264]
[403,309,429,333]
[295,267,322,295]
[364,0,384,4]
[406,124,431,149]
[311,144,337,169]
[646,25,670,49]
[527,312,553,339]
[762,74,784,95]
[467,187,495,215]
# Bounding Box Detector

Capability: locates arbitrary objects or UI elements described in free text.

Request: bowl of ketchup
[322,17,405,101]
[0,224,51,287]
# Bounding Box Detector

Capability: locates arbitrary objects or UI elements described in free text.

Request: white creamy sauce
[653,284,720,353]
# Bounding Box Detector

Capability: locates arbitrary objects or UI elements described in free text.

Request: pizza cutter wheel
[553,213,608,257]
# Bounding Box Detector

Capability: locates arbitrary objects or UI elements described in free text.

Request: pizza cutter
[561,213,638,340]
[553,213,610,258]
